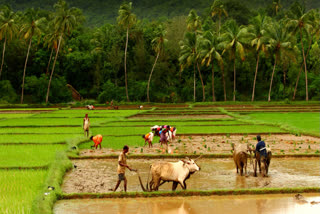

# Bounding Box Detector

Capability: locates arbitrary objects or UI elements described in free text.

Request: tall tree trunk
[268,56,277,102]
[293,38,312,100]
[147,51,160,102]
[46,48,54,75]
[193,63,196,102]
[233,56,236,101]
[218,15,221,36]
[196,62,205,102]
[21,37,33,104]
[46,34,62,104]
[300,28,308,101]
[211,63,216,102]
[283,68,286,96]
[0,37,7,79]
[124,27,130,102]
[221,67,226,101]
[251,52,260,101]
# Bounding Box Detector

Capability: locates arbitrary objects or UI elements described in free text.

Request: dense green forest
[1,0,319,26]
[0,0,319,104]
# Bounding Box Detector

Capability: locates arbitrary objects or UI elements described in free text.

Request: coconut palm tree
[219,20,252,101]
[46,0,81,103]
[287,5,313,101]
[248,14,270,101]
[210,0,228,36]
[147,24,167,102]
[198,30,223,102]
[186,9,205,102]
[292,9,320,100]
[0,6,18,79]
[117,2,136,102]
[265,20,296,102]
[20,8,46,103]
[272,0,282,16]
[179,32,197,102]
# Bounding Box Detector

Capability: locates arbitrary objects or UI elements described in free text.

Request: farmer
[170,126,177,139]
[255,135,267,159]
[160,126,170,146]
[90,134,103,149]
[112,145,134,192]
[142,132,154,148]
[83,114,90,137]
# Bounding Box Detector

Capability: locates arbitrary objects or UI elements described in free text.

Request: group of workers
[82,113,268,192]
[142,125,177,148]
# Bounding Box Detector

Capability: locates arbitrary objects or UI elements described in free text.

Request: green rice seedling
[193,151,196,154]
[140,148,143,153]
[208,147,211,151]
[315,150,319,154]
[204,145,207,148]
[308,145,311,149]
[0,134,83,144]
[178,139,181,143]
[188,136,192,140]
[226,133,230,138]
[0,170,48,214]
[0,144,66,167]
[217,145,220,147]
[212,139,215,142]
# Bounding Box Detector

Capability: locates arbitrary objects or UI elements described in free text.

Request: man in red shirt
[90,134,103,149]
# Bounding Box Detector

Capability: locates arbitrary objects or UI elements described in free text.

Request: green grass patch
[104,120,245,126]
[0,127,83,134]
[0,145,66,167]
[0,134,83,144]
[247,113,320,136]
[0,113,35,119]
[0,117,112,127]
[0,170,48,214]
[78,136,144,150]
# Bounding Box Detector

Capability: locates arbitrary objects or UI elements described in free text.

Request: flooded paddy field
[62,158,320,193]
[54,193,320,214]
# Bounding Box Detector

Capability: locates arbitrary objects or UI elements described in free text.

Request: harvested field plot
[62,158,320,193]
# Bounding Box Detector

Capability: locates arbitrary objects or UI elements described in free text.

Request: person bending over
[142,132,154,148]
[90,134,103,149]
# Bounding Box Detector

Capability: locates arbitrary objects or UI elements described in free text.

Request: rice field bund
[1,103,320,214]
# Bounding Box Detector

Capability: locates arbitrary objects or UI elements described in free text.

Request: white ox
[147,158,200,191]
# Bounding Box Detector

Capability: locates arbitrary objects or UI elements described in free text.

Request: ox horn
[194,155,203,160]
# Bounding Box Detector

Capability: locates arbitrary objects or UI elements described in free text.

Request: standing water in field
[54,194,320,214]
[62,158,320,193]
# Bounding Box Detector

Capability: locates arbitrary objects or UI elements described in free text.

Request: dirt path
[80,134,320,157]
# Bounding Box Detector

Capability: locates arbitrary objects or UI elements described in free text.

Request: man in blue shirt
[255,135,267,157]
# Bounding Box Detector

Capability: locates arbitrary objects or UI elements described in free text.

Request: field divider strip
[0,142,66,145]
[60,187,320,199]
[69,153,320,160]
[0,165,49,170]
[91,124,250,127]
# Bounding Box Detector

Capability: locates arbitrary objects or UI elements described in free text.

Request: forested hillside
[0,0,319,104]
[0,0,319,26]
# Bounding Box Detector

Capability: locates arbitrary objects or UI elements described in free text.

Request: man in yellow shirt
[112,145,134,192]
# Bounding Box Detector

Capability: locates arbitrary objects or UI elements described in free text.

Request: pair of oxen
[233,144,272,177]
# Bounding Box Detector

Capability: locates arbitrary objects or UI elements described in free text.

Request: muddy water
[54,194,320,214]
[62,158,320,193]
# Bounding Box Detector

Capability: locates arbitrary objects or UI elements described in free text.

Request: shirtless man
[83,114,90,137]
[112,145,134,192]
